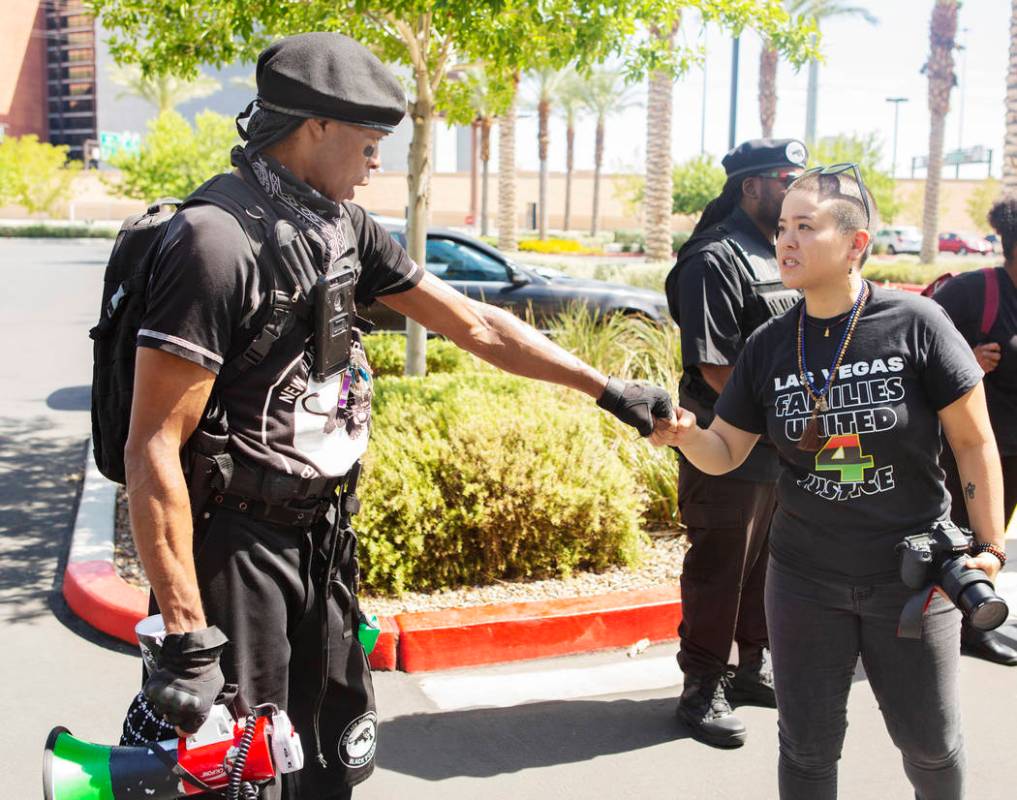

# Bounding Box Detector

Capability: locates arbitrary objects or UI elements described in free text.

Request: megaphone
[43,704,303,800]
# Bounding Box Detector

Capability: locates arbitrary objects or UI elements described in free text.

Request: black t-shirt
[137,200,422,479]
[932,267,1017,456]
[715,283,983,583]
[674,207,782,482]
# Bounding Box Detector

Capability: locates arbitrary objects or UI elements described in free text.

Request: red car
[937,232,993,256]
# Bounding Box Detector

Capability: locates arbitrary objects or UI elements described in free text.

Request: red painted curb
[395,585,681,673]
[369,616,399,671]
[64,560,148,644]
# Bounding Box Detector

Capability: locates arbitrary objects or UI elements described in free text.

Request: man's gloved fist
[596,377,674,437]
[143,626,228,734]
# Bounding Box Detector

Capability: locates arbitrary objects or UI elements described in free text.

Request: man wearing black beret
[118,31,678,799]
[664,138,806,748]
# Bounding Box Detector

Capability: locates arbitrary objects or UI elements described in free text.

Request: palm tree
[556,72,585,232]
[497,74,520,252]
[757,2,876,142]
[463,68,500,236]
[920,0,958,264]
[645,21,679,262]
[578,67,640,236]
[1004,0,1017,197]
[110,65,221,114]
[524,68,569,239]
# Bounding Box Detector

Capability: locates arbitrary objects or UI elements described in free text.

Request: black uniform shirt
[932,267,1017,456]
[674,206,782,482]
[715,284,983,583]
[137,201,422,479]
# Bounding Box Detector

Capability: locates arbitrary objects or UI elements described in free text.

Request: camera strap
[896,585,942,639]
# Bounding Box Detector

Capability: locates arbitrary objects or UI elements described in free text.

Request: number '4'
[815,434,875,484]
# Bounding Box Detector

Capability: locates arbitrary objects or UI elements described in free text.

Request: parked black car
[361,218,671,331]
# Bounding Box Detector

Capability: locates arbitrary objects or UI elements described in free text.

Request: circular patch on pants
[338,711,377,768]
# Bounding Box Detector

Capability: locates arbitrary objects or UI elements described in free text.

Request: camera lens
[939,556,1010,631]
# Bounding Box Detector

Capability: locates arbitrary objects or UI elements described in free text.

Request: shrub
[357,372,647,593]
[613,229,645,253]
[0,134,81,215]
[518,237,594,255]
[362,333,479,377]
[0,222,118,238]
[672,154,727,216]
[671,231,690,254]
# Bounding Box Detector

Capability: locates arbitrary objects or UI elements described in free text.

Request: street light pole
[728,35,739,150]
[885,96,908,178]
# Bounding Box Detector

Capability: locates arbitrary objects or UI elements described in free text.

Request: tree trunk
[591,117,604,236]
[758,44,778,139]
[645,75,674,261]
[538,97,550,239]
[564,120,574,232]
[404,92,433,375]
[1004,0,1017,196]
[480,117,492,236]
[497,82,518,252]
[920,0,958,264]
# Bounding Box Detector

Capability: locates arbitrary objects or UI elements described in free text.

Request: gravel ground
[114,488,685,614]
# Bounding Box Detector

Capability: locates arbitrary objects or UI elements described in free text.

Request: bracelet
[970,543,1007,567]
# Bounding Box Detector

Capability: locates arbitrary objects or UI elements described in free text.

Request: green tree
[110,64,221,114]
[966,178,1001,232]
[811,133,901,224]
[109,110,237,202]
[523,67,570,239]
[0,135,81,215]
[671,153,727,215]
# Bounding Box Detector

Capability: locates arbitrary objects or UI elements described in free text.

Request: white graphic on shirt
[771,357,905,501]
[290,370,369,478]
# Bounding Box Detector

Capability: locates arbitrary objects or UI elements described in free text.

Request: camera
[896,520,1009,631]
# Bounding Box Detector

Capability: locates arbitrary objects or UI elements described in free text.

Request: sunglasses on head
[796,162,871,227]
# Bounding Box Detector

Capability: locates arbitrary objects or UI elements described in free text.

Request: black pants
[676,459,777,676]
[128,508,375,800]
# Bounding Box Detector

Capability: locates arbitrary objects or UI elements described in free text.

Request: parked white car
[874,226,922,255]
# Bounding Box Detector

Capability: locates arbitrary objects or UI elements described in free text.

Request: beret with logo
[256,32,407,133]
[722,138,809,179]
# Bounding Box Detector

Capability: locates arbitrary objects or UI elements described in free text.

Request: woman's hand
[649,406,699,448]
[964,551,1004,583]
[973,342,1001,373]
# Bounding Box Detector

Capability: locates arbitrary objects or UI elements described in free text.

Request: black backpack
[89,173,291,484]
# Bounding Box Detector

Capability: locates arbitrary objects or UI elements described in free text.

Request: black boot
[961,624,1017,666]
[727,650,777,708]
[675,673,747,748]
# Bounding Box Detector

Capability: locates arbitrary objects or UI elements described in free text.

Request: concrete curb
[65,442,682,672]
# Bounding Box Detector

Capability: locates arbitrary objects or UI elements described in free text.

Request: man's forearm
[953,441,1006,548]
[455,302,608,398]
[125,437,207,633]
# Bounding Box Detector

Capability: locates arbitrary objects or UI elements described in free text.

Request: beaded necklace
[796,280,870,451]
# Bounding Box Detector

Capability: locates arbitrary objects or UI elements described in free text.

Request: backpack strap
[980,267,1000,338]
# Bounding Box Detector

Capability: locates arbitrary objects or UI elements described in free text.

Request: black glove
[143,626,228,734]
[596,377,674,437]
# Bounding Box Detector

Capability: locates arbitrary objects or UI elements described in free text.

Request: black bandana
[231,145,350,272]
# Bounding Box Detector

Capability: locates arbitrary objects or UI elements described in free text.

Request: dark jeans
[677,459,776,675]
[765,558,964,800]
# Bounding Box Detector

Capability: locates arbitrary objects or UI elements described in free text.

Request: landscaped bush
[518,237,595,255]
[612,229,645,253]
[0,223,118,238]
[362,332,479,377]
[357,372,647,594]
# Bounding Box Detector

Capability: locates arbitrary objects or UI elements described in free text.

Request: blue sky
[511,0,1011,179]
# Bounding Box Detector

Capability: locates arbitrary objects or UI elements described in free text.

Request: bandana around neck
[231,145,349,271]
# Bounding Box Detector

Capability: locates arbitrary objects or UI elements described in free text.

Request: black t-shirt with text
[715,283,983,583]
[932,267,1017,455]
[137,201,421,479]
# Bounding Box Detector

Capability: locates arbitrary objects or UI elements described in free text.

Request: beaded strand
[796,281,870,451]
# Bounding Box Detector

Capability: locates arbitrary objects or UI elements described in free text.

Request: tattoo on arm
[965,482,976,500]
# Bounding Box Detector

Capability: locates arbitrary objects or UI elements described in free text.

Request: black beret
[722,138,808,179]
[256,32,406,133]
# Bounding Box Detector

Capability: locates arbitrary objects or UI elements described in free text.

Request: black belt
[228,460,344,504]
[209,492,333,527]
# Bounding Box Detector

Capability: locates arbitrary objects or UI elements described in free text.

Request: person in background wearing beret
[118,31,679,800]
[664,138,806,748]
